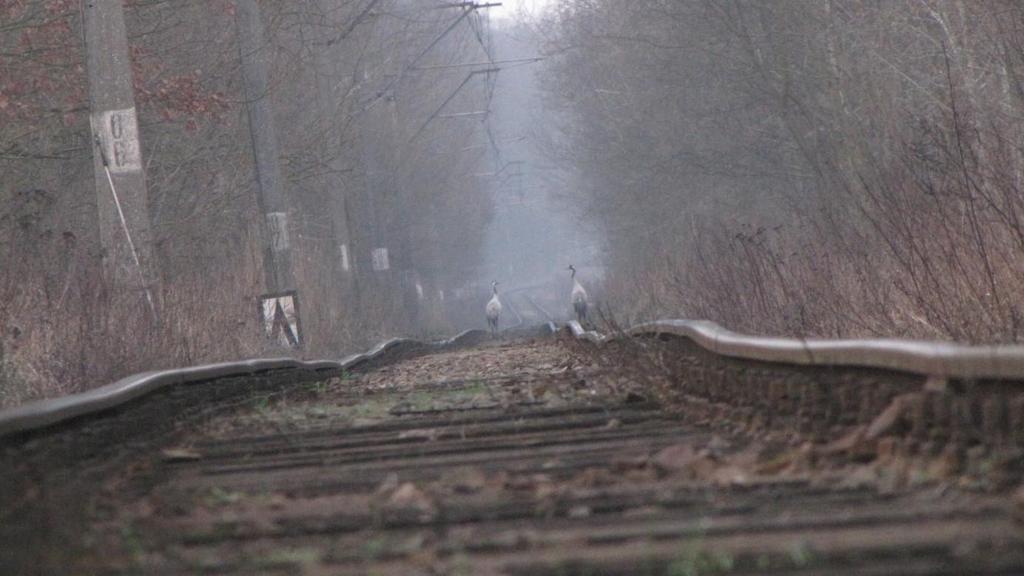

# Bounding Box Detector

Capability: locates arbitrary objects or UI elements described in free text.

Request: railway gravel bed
[3,334,1024,575]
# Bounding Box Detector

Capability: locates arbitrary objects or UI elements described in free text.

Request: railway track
[502,284,559,332]
[2,323,1024,574]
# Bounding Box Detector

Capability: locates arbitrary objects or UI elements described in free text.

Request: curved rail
[17,308,1024,440]
[521,293,556,325]
[567,319,1024,381]
[500,283,558,334]
[0,330,486,439]
[7,326,1019,575]
[501,291,526,330]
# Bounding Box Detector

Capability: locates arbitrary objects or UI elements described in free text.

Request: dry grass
[0,226,451,408]
[603,111,1024,345]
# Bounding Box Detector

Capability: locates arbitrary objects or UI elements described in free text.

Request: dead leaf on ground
[710,464,751,486]
[502,473,555,497]
[728,443,764,468]
[651,443,698,475]
[568,505,591,518]
[375,472,400,496]
[437,467,487,494]
[265,493,289,510]
[398,428,439,441]
[530,383,551,398]
[755,451,796,476]
[706,435,732,455]
[688,453,722,480]
[876,437,899,463]
[625,391,647,404]
[751,442,813,477]
[926,445,962,480]
[610,454,648,472]
[161,448,202,462]
[866,394,914,440]
[1012,485,1024,524]
[818,425,869,457]
[651,442,732,481]
[836,464,882,489]
[572,467,615,488]
[623,505,662,518]
[387,482,437,517]
[490,529,540,549]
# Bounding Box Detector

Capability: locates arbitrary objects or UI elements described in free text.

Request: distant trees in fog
[536,0,1024,343]
[0,0,496,405]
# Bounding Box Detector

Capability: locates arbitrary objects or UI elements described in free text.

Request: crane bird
[568,265,588,324]
[485,281,502,335]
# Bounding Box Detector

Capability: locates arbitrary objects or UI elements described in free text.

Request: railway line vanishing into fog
[502,284,557,332]
[6,1,1024,574]
[3,301,1024,575]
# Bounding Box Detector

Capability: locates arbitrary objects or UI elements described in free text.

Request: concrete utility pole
[310,0,360,303]
[236,0,302,347]
[82,0,157,316]
[235,0,295,294]
[383,1,501,326]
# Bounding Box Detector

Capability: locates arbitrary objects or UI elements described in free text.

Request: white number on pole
[339,243,350,272]
[266,212,290,252]
[372,247,390,271]
[93,107,142,173]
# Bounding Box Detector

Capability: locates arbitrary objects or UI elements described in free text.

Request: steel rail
[497,283,557,333]
[0,330,485,439]
[501,290,526,330]
[567,319,1024,381]
[4,319,1021,574]
[521,293,556,327]
[15,308,1024,440]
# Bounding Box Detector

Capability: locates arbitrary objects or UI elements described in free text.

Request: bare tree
[535,0,1024,343]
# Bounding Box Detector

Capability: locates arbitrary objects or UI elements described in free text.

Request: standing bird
[568,265,589,324]
[485,281,502,335]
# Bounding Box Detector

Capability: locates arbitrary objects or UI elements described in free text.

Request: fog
[479,23,599,297]
[3,0,1024,408]
[7,4,1024,574]
[493,0,553,20]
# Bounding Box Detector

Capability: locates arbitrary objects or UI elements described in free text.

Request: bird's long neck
[571,268,576,279]
[492,286,498,295]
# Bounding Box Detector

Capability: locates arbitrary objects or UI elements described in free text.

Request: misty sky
[493,0,551,20]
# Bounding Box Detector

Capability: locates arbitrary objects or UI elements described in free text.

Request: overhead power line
[410,57,543,71]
